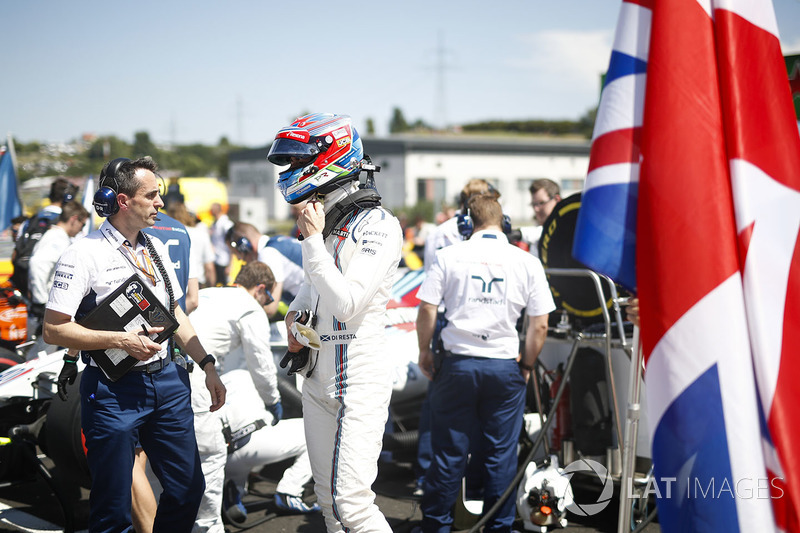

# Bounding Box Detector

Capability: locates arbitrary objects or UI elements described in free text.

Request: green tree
[389,107,409,134]
[216,136,232,179]
[410,118,433,132]
[133,131,158,159]
[177,154,207,177]
[86,136,131,162]
[365,118,375,135]
[578,107,598,139]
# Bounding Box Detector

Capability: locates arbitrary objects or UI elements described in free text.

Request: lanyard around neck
[120,239,157,285]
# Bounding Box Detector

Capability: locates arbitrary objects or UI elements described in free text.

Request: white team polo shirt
[188,285,279,413]
[47,219,183,365]
[29,225,73,305]
[423,216,462,273]
[417,229,555,359]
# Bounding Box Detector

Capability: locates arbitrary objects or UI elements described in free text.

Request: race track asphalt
[0,453,661,532]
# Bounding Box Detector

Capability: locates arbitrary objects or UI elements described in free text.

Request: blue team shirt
[143,213,191,311]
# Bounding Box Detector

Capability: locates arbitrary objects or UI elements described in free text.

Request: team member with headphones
[415,194,554,532]
[11,177,79,299]
[225,221,304,319]
[422,179,504,271]
[42,157,226,533]
[415,179,507,498]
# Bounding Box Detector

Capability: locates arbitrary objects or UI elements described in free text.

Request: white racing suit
[191,369,311,533]
[189,287,281,533]
[288,205,402,533]
[222,370,313,499]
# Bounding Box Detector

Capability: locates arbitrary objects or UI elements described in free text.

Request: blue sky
[2,0,800,147]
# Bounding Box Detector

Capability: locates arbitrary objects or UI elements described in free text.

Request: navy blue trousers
[80,363,204,533]
[421,355,525,533]
[416,381,485,497]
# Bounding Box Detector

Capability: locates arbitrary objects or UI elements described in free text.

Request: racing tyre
[44,371,92,488]
[0,347,24,372]
[277,375,303,419]
[538,193,629,330]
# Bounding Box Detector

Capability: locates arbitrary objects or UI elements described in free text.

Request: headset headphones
[93,158,130,218]
[457,184,511,238]
[457,210,512,239]
[62,184,78,204]
[226,227,254,257]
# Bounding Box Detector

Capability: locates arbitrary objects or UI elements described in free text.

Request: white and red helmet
[268,113,364,204]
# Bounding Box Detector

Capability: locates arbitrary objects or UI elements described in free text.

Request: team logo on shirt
[125,281,151,311]
[471,275,504,293]
[469,275,505,305]
[319,333,356,343]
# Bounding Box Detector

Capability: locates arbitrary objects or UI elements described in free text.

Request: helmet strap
[322,188,382,239]
[360,155,380,189]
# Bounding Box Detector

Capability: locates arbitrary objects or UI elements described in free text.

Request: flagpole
[617,325,643,533]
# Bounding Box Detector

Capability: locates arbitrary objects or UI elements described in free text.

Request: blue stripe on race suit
[334,328,347,401]
[331,342,348,528]
[332,210,360,271]
[329,210,359,529]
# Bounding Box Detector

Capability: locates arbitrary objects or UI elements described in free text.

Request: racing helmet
[268,113,364,204]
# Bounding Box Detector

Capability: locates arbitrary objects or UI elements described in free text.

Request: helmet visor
[267,138,320,167]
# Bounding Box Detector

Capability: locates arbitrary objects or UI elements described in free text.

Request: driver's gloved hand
[267,401,283,425]
[280,346,311,376]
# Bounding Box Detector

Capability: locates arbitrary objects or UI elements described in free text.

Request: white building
[227,135,590,232]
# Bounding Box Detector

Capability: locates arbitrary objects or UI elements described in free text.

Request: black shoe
[222,480,247,524]
[273,492,321,514]
[413,479,425,498]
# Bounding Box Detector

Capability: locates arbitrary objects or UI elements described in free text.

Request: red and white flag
[718,1,800,529]
[630,0,800,531]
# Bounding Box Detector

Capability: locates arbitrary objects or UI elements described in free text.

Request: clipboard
[78,274,178,381]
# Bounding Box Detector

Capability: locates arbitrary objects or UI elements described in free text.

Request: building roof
[229,134,591,161]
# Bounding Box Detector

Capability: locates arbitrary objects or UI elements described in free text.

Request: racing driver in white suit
[267,113,403,532]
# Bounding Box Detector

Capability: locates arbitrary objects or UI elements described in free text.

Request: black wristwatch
[199,354,216,371]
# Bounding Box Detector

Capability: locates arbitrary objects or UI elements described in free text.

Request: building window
[517,178,536,193]
[515,178,544,222]
[416,178,447,208]
[561,177,585,195]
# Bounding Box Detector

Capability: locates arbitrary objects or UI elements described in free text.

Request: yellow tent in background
[171,177,229,226]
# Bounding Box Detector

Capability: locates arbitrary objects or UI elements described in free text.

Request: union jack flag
[571,0,649,293]
[573,0,800,530]
[0,144,22,232]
